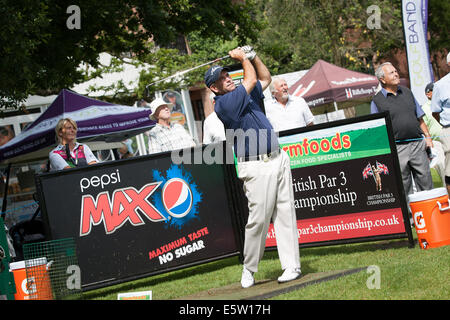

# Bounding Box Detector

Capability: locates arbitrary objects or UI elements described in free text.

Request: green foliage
[254,0,447,75]
[254,0,381,74]
[2,0,448,108]
[0,1,52,108]
[428,0,450,52]
[137,34,240,99]
[359,0,404,60]
[0,0,260,108]
[428,0,450,78]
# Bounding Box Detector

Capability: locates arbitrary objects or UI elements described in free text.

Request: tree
[136,32,242,99]
[0,0,259,109]
[253,0,382,74]
[428,0,450,78]
[345,0,404,71]
[254,0,448,76]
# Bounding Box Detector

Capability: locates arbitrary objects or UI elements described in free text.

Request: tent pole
[333,101,338,111]
[1,163,12,221]
[136,133,147,156]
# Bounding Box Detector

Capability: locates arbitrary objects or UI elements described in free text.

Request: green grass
[82,232,449,300]
[274,239,449,300]
[431,167,444,188]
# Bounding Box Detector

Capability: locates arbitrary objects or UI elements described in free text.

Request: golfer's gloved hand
[240,45,256,61]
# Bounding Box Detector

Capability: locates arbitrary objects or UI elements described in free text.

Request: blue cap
[204,65,229,88]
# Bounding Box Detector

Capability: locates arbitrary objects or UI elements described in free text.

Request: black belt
[395,137,423,144]
[237,149,280,162]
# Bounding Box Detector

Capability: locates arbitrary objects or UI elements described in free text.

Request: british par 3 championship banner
[265,113,414,248]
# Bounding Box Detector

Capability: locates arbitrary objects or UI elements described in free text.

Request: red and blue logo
[152,165,202,229]
[162,178,193,218]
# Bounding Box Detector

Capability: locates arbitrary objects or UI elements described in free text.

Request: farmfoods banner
[36,145,242,290]
[266,112,414,247]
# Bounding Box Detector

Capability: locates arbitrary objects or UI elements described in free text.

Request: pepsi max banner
[266,113,414,248]
[36,146,241,290]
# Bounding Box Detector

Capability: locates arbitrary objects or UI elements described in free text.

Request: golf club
[145,54,230,96]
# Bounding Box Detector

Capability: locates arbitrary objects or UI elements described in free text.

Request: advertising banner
[36,145,241,290]
[35,114,414,290]
[402,0,434,106]
[265,113,414,248]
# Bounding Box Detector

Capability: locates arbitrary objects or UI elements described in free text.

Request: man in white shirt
[147,98,196,154]
[265,77,314,132]
[431,52,450,194]
[203,111,226,144]
[203,93,226,144]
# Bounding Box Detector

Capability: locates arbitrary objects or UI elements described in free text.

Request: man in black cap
[164,91,183,113]
[204,47,301,288]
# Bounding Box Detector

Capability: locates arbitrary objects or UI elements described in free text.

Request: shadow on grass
[82,254,241,299]
[260,238,416,280]
[82,238,417,299]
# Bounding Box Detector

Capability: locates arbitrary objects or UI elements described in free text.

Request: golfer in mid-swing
[204,47,301,288]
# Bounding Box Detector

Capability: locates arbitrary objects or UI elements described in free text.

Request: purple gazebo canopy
[0,89,155,162]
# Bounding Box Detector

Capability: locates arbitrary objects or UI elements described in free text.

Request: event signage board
[36,113,414,290]
[36,145,241,290]
[401,0,434,106]
[265,112,414,248]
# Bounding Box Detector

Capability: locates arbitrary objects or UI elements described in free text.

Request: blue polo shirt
[214,81,279,157]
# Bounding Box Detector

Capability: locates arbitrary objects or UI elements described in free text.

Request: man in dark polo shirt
[371,62,433,197]
[204,47,301,288]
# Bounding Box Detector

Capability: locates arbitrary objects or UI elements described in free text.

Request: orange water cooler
[408,188,450,249]
[9,258,53,300]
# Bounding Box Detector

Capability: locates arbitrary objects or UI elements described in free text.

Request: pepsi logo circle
[162,178,193,218]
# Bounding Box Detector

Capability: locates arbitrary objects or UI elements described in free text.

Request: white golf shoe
[241,266,255,288]
[277,268,301,283]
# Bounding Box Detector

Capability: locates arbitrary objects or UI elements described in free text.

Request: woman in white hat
[147,98,196,154]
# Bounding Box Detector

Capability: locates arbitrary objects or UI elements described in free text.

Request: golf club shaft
[145,55,230,91]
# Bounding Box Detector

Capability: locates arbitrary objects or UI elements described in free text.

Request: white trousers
[237,150,300,273]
